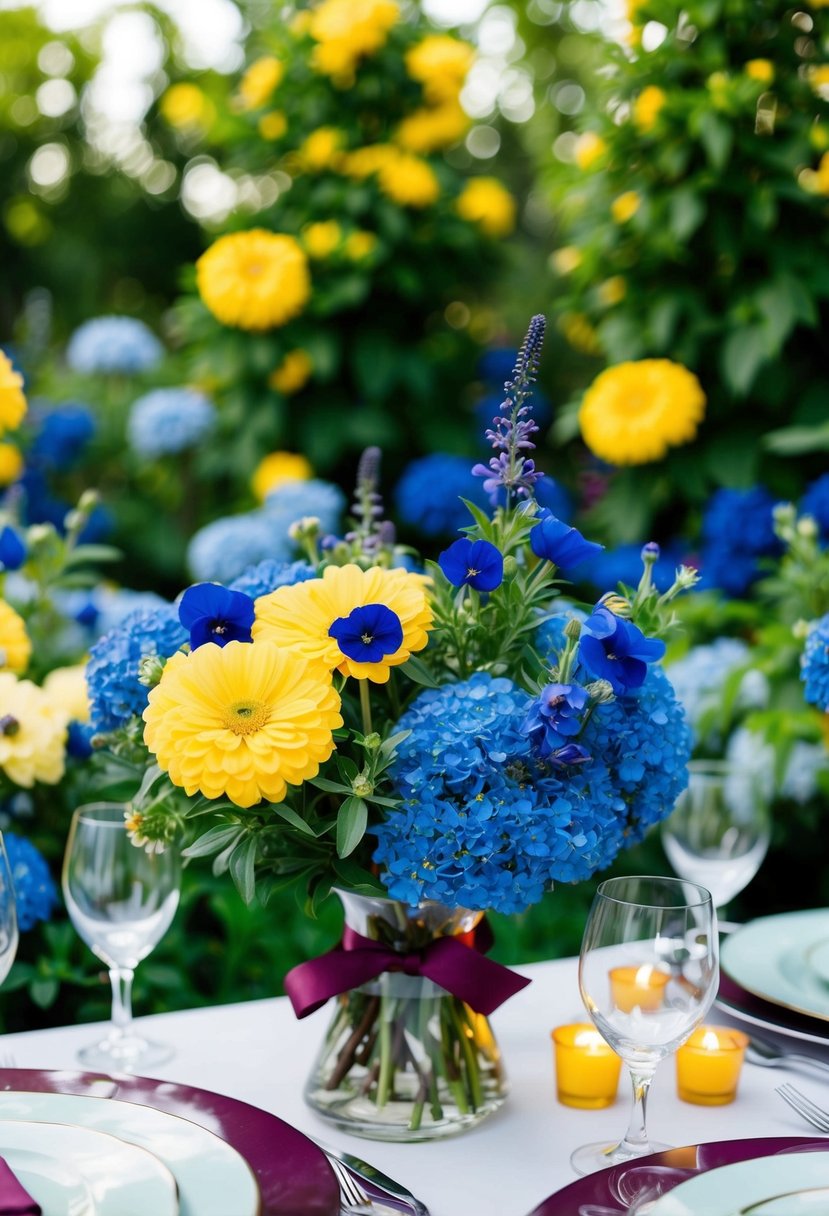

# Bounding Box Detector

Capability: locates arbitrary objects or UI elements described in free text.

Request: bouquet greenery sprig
[84,317,697,919]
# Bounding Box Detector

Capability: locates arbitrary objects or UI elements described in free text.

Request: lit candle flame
[701,1030,721,1051]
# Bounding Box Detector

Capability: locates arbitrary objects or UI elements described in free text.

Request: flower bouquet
[84,316,696,1139]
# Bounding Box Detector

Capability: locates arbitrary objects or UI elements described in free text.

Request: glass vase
[303,889,509,1141]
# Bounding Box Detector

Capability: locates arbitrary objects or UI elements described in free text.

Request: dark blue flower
[522,682,590,758]
[178,583,255,649]
[67,721,94,759]
[0,526,26,571]
[438,537,504,591]
[577,541,691,595]
[395,454,491,537]
[699,486,780,597]
[579,605,665,695]
[801,614,829,712]
[328,603,403,663]
[529,510,603,570]
[4,833,58,931]
[29,401,96,470]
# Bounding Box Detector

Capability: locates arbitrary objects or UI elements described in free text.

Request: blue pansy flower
[329,603,403,663]
[579,605,666,695]
[529,510,603,570]
[438,537,504,591]
[522,682,589,759]
[178,583,255,650]
[0,526,26,571]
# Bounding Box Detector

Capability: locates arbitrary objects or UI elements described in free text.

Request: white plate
[650,1151,829,1215]
[0,1119,178,1216]
[721,910,829,1022]
[0,1093,260,1216]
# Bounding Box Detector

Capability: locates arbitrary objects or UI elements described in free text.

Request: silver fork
[776,1082,829,1131]
[328,1155,406,1215]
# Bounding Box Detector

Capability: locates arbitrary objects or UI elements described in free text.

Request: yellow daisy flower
[632,85,667,133]
[0,672,67,787]
[268,350,314,396]
[456,177,516,238]
[0,600,31,674]
[0,443,23,486]
[395,104,470,154]
[196,230,310,331]
[253,564,433,684]
[377,154,439,208]
[579,359,706,466]
[302,220,342,259]
[143,641,342,809]
[238,56,283,110]
[160,83,215,130]
[42,664,91,723]
[405,35,475,103]
[252,451,313,501]
[0,351,26,437]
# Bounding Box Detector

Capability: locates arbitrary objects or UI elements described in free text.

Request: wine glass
[662,760,771,917]
[62,802,180,1071]
[572,875,718,1176]
[0,833,19,990]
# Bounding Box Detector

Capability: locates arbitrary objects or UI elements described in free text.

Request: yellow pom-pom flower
[579,359,706,466]
[299,127,345,172]
[310,0,399,80]
[258,110,288,140]
[344,230,378,261]
[160,83,215,130]
[632,85,667,133]
[611,191,641,224]
[253,564,433,684]
[252,451,313,501]
[0,672,67,787]
[197,230,310,331]
[377,153,439,208]
[0,443,23,487]
[302,220,342,259]
[456,177,516,238]
[143,641,342,809]
[405,35,475,103]
[395,104,469,154]
[575,132,606,170]
[745,59,774,84]
[0,351,26,437]
[0,601,31,674]
[268,351,314,396]
[42,664,91,723]
[238,56,284,110]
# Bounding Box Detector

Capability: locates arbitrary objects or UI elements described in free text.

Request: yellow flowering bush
[456,177,517,238]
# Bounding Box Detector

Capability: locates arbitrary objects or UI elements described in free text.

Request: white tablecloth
[1,957,823,1216]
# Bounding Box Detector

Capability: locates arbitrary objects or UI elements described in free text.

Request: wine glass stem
[620,1066,656,1156]
[109,966,135,1038]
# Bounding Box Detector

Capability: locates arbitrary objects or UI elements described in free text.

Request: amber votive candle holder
[676,1026,749,1105]
[609,964,671,1013]
[552,1024,622,1109]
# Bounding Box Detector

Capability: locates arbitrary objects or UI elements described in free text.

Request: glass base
[570,1137,672,1176]
[77,1031,174,1073]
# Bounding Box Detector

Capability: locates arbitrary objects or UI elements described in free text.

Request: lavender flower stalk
[473,314,546,505]
[345,446,396,559]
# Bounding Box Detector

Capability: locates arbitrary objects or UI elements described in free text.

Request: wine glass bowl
[573,875,718,1176]
[0,833,19,989]
[662,760,771,910]
[62,802,180,1071]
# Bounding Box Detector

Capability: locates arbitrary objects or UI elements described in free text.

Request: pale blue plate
[721,909,829,1022]
[650,1151,829,1215]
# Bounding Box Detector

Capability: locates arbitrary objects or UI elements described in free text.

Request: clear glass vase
[303,890,509,1141]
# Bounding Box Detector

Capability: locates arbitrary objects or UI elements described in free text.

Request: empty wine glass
[572,875,718,1176]
[62,802,180,1071]
[0,833,19,989]
[662,760,771,914]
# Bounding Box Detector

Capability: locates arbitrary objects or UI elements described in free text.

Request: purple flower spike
[529,510,604,570]
[578,605,666,695]
[438,537,504,591]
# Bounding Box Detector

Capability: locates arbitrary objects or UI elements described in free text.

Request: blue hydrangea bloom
[801,474,829,541]
[187,513,290,584]
[699,487,780,597]
[29,401,96,470]
[373,673,635,914]
[66,316,163,375]
[262,479,346,538]
[395,454,491,537]
[86,606,187,732]
[4,833,58,931]
[581,666,692,842]
[92,587,170,638]
[801,614,829,712]
[127,388,216,458]
[230,559,315,600]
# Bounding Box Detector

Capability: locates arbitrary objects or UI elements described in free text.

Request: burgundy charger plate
[0,1068,339,1216]
[717,973,829,1045]
[527,1137,829,1216]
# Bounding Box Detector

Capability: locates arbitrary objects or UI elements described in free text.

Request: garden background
[1,0,828,1034]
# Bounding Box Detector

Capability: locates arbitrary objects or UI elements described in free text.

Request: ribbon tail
[284,949,394,1018]
[420,937,531,1016]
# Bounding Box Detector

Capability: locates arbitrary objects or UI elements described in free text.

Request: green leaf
[668,189,706,242]
[30,977,59,1008]
[308,776,351,795]
[229,835,258,904]
[763,421,829,454]
[697,111,733,171]
[273,804,317,837]
[720,325,767,395]
[400,657,441,688]
[182,825,242,859]
[63,544,121,567]
[336,796,368,858]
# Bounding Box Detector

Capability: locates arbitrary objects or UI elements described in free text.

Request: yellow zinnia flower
[0,443,23,486]
[309,0,399,80]
[0,352,26,437]
[745,59,774,84]
[579,359,706,466]
[632,85,667,133]
[405,35,475,103]
[42,664,91,722]
[268,351,314,396]
[611,191,641,224]
[160,83,215,130]
[143,641,342,809]
[258,110,288,141]
[238,56,284,110]
[0,672,67,787]
[252,451,313,501]
[302,220,342,259]
[395,104,470,154]
[344,230,378,261]
[456,177,516,238]
[377,154,439,208]
[196,230,310,331]
[0,600,31,674]
[299,127,345,172]
[253,564,433,684]
[574,132,606,171]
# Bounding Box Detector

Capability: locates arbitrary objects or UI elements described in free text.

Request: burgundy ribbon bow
[284,920,531,1019]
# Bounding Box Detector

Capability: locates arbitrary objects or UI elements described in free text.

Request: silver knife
[317,1140,430,1216]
